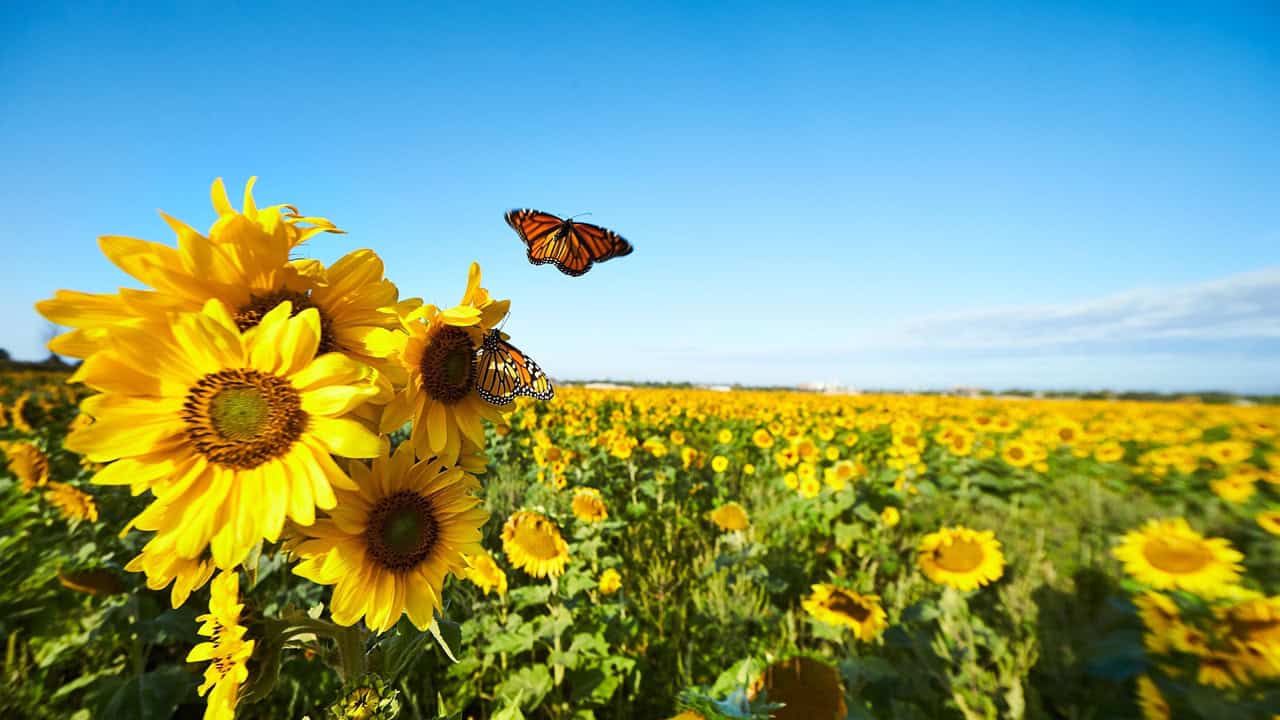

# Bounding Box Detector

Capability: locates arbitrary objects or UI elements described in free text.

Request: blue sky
[2,1,1277,392]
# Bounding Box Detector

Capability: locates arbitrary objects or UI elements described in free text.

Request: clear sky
[2,1,1277,392]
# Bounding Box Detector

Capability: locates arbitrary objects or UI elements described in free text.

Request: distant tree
[0,347,10,363]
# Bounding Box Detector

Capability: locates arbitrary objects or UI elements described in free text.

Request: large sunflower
[66,300,384,571]
[710,501,750,531]
[1112,518,1243,596]
[802,584,887,641]
[36,178,406,375]
[501,510,570,578]
[290,442,488,632]
[380,263,509,466]
[917,526,1006,591]
[187,571,253,720]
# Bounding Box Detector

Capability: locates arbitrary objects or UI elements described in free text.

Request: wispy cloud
[898,267,1280,350]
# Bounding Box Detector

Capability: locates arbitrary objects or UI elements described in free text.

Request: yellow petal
[310,416,383,458]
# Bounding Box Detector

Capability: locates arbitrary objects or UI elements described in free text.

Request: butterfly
[474,329,555,405]
[505,209,633,277]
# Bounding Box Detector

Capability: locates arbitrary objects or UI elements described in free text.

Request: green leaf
[497,665,553,709]
[97,667,195,720]
[430,618,462,663]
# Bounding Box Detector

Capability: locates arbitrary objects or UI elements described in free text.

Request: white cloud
[896,267,1280,350]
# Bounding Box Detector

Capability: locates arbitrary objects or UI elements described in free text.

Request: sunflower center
[1142,537,1213,574]
[365,490,440,573]
[182,369,307,469]
[1008,447,1025,460]
[420,326,477,405]
[235,290,338,354]
[933,539,986,573]
[825,592,871,623]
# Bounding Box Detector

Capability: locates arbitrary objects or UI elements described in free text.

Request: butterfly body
[475,329,554,405]
[505,208,633,276]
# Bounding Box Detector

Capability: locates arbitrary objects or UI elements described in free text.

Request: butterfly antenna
[566,212,593,222]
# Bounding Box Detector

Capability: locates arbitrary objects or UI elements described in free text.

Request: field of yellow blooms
[2,179,1279,720]
[4,368,1279,719]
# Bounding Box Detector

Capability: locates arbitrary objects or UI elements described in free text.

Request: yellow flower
[1206,440,1253,466]
[710,502,749,531]
[1112,518,1243,597]
[35,178,400,364]
[187,571,254,720]
[67,300,384,570]
[125,532,217,608]
[502,510,570,578]
[382,263,509,466]
[880,506,900,527]
[571,487,609,523]
[1094,441,1125,463]
[711,455,730,473]
[1210,472,1257,503]
[799,475,821,499]
[4,441,49,491]
[717,429,733,444]
[802,584,887,641]
[464,550,508,597]
[1002,439,1034,468]
[1135,675,1169,720]
[669,430,686,446]
[43,482,98,522]
[599,568,622,595]
[748,656,847,720]
[917,526,1006,591]
[752,428,774,449]
[1257,510,1280,535]
[743,463,756,476]
[783,471,799,490]
[291,442,487,632]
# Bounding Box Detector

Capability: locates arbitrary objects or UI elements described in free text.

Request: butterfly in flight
[505,209,633,277]
[474,329,554,405]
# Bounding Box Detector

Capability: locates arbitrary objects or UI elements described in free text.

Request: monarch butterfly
[505,209,633,277]
[475,329,554,405]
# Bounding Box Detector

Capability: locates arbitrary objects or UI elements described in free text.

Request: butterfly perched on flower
[505,209,633,277]
[475,329,554,405]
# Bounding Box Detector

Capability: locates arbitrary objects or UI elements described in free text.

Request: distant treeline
[560,377,1280,404]
[0,349,76,372]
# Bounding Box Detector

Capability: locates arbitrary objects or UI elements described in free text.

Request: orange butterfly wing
[475,330,554,405]
[505,208,633,276]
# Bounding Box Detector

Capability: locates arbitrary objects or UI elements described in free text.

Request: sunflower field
[2,180,1280,720]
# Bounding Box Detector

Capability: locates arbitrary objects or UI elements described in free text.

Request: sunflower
[66,300,384,570]
[1257,511,1280,536]
[1002,440,1034,468]
[291,442,488,632]
[1112,518,1243,596]
[3,441,49,491]
[1135,675,1169,720]
[880,506,900,527]
[802,584,887,641]
[380,263,509,466]
[187,571,254,720]
[710,502,749,531]
[501,510,570,579]
[1094,441,1125,463]
[571,487,609,523]
[35,178,402,363]
[598,568,622,595]
[917,526,1006,591]
[463,550,508,597]
[711,455,730,473]
[126,531,218,608]
[747,656,847,720]
[43,482,98,522]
